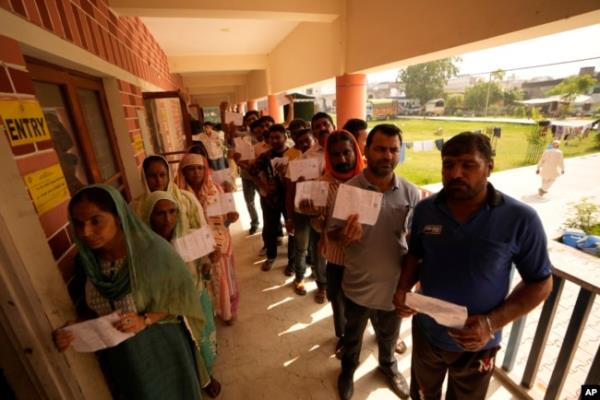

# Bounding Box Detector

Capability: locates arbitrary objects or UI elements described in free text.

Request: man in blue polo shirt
[395,132,552,399]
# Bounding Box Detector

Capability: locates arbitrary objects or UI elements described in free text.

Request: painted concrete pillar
[335,73,367,128]
[247,100,257,111]
[267,94,283,123]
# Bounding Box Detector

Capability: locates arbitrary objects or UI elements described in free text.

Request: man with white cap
[536,140,565,197]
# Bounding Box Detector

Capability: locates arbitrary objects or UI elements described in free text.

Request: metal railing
[493,241,600,399]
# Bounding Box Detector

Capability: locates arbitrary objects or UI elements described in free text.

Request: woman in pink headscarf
[177,153,240,325]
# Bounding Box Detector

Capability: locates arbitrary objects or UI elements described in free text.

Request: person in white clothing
[536,140,565,197]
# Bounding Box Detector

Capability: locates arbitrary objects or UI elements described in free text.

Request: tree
[398,58,460,105]
[546,74,598,100]
[464,80,502,115]
[483,69,505,116]
[445,94,464,115]
[503,87,524,106]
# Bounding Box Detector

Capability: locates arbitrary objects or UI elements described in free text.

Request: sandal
[204,376,222,398]
[315,288,326,304]
[294,280,307,296]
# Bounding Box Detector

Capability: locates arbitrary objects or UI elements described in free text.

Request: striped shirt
[314,172,345,265]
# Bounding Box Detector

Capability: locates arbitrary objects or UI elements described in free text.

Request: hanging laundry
[405,141,414,149]
[412,141,424,152]
[422,140,435,151]
[435,138,444,151]
[400,143,406,163]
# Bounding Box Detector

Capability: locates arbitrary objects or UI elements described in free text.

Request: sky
[366,23,600,84]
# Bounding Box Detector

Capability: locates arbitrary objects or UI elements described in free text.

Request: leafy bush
[563,197,600,233]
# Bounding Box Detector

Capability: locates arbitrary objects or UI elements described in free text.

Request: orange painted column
[267,94,283,123]
[336,73,367,128]
[247,100,257,111]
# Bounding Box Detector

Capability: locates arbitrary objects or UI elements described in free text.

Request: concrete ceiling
[108,0,600,108]
[140,17,300,56]
[109,0,343,105]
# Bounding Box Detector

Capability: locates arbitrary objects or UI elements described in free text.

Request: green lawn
[365,118,599,186]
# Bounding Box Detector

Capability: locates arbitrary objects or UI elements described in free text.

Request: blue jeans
[293,213,326,287]
[260,197,294,265]
[241,177,259,228]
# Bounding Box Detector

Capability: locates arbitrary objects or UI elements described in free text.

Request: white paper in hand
[288,158,321,182]
[270,157,288,169]
[234,137,255,161]
[224,111,243,125]
[211,169,233,186]
[331,184,382,225]
[63,312,134,352]
[405,292,468,328]
[173,225,217,262]
[206,193,237,217]
[294,181,329,208]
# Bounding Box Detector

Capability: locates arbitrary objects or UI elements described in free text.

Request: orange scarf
[324,129,365,181]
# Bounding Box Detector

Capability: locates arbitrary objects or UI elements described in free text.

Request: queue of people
[52,108,553,400]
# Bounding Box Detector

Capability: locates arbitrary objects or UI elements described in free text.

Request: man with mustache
[297,130,365,357]
[395,132,552,400]
[329,124,419,399]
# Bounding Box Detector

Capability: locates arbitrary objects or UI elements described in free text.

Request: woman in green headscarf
[131,154,207,231]
[53,184,210,399]
[141,190,221,397]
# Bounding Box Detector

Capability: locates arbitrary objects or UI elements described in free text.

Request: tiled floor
[212,153,600,399]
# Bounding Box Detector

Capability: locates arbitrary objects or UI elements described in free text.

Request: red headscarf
[324,129,365,181]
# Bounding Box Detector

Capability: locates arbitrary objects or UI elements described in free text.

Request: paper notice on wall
[63,312,134,352]
[405,292,467,328]
[294,180,329,208]
[225,111,243,126]
[234,137,256,161]
[332,183,382,225]
[173,225,217,262]
[205,193,237,217]
[23,164,70,215]
[288,157,321,182]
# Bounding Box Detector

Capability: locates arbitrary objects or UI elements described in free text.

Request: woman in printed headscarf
[52,185,210,399]
[141,190,221,398]
[177,153,240,325]
[131,154,206,231]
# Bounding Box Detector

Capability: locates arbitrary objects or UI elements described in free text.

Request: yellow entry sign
[0,99,52,146]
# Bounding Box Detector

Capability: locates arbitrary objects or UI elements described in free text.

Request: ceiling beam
[182,74,248,88]
[109,0,341,22]
[186,85,242,95]
[169,54,268,73]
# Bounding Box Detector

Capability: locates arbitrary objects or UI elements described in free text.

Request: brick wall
[119,79,146,164]
[1,0,185,164]
[0,34,77,282]
[2,0,183,91]
[0,1,186,288]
